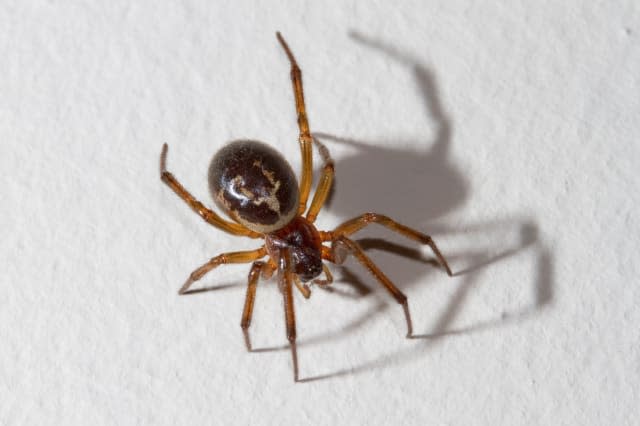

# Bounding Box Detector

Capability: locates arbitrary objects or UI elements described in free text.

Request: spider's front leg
[241,260,276,351]
[278,247,300,382]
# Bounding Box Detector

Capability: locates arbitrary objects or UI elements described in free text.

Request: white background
[2,1,639,425]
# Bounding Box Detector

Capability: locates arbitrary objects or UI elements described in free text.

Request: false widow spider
[160,32,453,382]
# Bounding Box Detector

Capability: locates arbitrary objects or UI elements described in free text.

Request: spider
[160,32,452,382]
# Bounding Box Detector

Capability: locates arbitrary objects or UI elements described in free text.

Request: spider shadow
[291,32,555,382]
[311,30,468,295]
[298,219,554,383]
[409,220,553,340]
[316,35,466,225]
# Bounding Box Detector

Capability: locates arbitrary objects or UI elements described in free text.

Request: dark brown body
[209,140,323,282]
[209,140,299,233]
[265,216,323,282]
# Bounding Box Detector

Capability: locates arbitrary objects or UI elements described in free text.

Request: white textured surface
[2,1,639,425]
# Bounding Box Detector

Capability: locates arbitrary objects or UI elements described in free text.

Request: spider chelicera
[160,32,453,382]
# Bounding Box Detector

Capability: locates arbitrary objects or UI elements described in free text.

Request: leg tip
[242,329,253,352]
[178,279,192,295]
[160,143,169,175]
[290,342,300,383]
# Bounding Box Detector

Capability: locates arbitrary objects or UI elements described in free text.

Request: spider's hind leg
[160,144,260,238]
[332,213,453,276]
[326,235,414,337]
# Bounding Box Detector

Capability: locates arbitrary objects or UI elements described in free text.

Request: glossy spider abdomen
[209,140,300,233]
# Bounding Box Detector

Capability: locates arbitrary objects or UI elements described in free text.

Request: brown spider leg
[276,32,313,215]
[160,144,261,238]
[306,137,335,223]
[332,213,453,276]
[179,247,267,295]
[278,247,299,382]
[329,236,414,337]
[241,261,272,351]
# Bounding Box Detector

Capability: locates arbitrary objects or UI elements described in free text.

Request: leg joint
[214,253,228,264]
[363,212,384,223]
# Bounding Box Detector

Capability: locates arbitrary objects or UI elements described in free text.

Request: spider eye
[209,140,299,233]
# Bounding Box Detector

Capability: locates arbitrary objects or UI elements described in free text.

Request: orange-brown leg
[241,261,272,351]
[306,137,335,223]
[327,236,413,336]
[276,32,313,215]
[278,247,299,382]
[160,144,261,238]
[179,247,267,295]
[332,213,452,276]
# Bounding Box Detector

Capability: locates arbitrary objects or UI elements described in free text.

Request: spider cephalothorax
[265,216,323,282]
[160,32,452,382]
